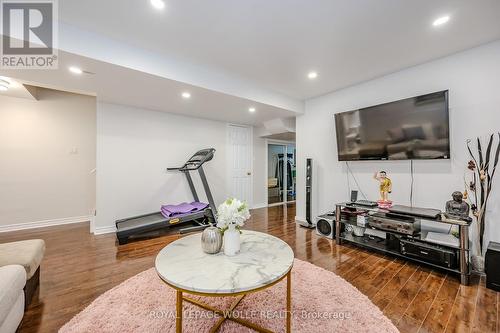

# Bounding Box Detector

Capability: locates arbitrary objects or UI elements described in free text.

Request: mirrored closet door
[267,143,296,206]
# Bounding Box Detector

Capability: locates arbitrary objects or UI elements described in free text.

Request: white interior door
[227,125,252,206]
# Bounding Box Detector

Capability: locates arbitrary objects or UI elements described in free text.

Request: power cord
[410,159,414,207]
[345,162,368,200]
[346,164,351,198]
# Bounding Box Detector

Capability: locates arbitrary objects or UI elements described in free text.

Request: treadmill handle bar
[167,148,216,172]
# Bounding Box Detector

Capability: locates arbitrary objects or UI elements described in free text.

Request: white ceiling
[59,0,500,100]
[0,51,295,126]
[0,77,37,100]
[262,132,296,142]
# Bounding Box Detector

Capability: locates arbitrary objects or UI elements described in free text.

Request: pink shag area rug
[60,259,398,333]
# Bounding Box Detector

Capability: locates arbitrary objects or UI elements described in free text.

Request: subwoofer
[315,215,335,239]
[485,241,500,291]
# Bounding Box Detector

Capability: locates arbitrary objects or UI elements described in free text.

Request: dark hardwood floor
[1,204,498,333]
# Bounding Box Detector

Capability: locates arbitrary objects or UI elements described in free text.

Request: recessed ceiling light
[307,71,318,79]
[0,79,10,91]
[249,107,256,113]
[433,15,450,27]
[69,66,83,74]
[181,92,191,99]
[151,0,165,10]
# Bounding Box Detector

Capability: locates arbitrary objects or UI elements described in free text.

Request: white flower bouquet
[216,198,251,233]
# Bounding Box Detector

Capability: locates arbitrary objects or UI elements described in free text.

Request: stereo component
[349,199,378,207]
[485,241,500,291]
[368,213,420,236]
[400,238,458,269]
[389,205,441,219]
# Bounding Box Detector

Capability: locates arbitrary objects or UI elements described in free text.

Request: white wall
[0,88,96,231]
[297,40,500,254]
[96,102,264,233]
[252,134,267,208]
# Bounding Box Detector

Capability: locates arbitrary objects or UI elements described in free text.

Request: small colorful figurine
[373,171,392,208]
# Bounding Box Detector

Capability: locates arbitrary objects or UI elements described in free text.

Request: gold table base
[170,270,292,333]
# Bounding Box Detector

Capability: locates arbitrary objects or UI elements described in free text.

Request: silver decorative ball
[201,227,222,254]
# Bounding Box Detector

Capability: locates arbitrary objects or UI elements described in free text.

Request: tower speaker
[299,158,317,228]
[485,241,500,291]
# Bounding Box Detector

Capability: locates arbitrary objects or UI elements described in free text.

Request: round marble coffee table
[155,230,294,333]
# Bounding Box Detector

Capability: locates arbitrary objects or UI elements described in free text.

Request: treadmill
[115,148,217,245]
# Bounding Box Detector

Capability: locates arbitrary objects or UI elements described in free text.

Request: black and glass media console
[334,202,472,285]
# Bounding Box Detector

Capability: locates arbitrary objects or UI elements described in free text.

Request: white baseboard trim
[295,216,307,224]
[252,203,267,210]
[93,226,116,235]
[0,215,91,233]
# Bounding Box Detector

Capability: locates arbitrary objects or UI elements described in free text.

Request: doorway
[267,142,296,206]
[227,124,253,206]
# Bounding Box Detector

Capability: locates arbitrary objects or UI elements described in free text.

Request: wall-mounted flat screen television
[334,90,450,161]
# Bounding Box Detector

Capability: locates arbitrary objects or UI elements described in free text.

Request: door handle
[247,172,252,176]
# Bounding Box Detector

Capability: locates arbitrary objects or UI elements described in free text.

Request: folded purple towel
[161,201,209,218]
